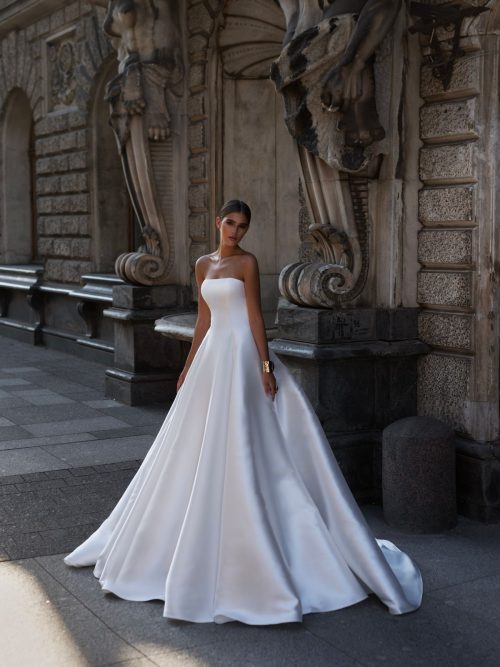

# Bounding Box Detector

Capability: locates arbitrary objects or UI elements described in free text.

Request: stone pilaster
[415,4,500,520]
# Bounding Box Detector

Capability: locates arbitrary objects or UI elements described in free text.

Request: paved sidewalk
[1,338,500,666]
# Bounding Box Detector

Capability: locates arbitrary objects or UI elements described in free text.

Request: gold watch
[262,360,274,374]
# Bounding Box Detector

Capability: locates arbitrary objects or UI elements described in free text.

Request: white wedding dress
[64,277,422,624]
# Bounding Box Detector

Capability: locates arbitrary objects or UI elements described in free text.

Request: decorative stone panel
[418,312,473,352]
[419,186,475,225]
[418,229,473,266]
[46,29,77,112]
[418,353,471,432]
[417,271,472,310]
[419,143,475,184]
[420,99,477,144]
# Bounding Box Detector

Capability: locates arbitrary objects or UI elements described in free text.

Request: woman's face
[216,211,249,247]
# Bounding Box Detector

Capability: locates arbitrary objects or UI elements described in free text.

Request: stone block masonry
[0,2,111,284]
[417,50,480,436]
[416,6,500,464]
[35,110,91,282]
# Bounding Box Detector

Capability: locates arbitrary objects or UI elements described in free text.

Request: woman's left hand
[262,371,278,401]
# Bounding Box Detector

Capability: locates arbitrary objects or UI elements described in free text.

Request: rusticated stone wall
[0,2,115,283]
[416,4,499,443]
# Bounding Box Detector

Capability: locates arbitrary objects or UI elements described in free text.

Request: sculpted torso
[103,0,181,70]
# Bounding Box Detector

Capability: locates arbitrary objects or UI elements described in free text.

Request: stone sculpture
[272,0,400,306]
[97,0,183,285]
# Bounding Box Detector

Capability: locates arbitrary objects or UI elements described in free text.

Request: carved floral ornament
[47,34,77,111]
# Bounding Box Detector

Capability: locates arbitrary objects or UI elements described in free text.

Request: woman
[64,200,422,624]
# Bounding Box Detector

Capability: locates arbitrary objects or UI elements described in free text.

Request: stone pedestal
[383,416,457,533]
[269,299,429,501]
[104,284,191,406]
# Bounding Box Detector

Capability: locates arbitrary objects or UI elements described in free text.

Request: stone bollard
[382,416,457,533]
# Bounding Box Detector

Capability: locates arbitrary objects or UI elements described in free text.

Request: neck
[217,244,239,258]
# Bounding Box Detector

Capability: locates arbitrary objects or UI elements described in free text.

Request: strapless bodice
[201,277,250,332]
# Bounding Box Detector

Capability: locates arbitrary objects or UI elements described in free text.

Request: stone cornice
[0,0,66,37]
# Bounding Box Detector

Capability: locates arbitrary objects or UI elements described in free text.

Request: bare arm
[242,255,278,401]
[177,258,211,390]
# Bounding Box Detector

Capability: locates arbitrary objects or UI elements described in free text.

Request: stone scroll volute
[272,0,400,307]
[93,0,183,286]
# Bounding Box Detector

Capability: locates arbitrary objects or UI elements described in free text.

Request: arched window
[1,88,36,263]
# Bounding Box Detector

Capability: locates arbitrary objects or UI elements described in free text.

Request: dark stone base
[105,369,177,406]
[383,416,457,533]
[104,283,192,406]
[456,437,500,522]
[270,300,428,501]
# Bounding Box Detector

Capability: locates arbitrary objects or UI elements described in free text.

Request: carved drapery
[272,0,399,308]
[97,0,183,286]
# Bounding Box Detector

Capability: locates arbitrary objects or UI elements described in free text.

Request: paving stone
[42,434,153,467]
[10,389,75,406]
[0,403,105,426]
[2,367,41,373]
[0,426,33,442]
[0,448,70,475]
[0,418,15,427]
[23,416,129,437]
[0,558,145,665]
[0,432,96,452]
[0,378,32,387]
[88,425,160,439]
[83,399,124,409]
[0,397,31,408]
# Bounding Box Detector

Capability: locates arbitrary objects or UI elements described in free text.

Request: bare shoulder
[240,252,259,272]
[195,254,213,281]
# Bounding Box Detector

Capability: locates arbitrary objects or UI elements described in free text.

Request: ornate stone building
[0,0,498,521]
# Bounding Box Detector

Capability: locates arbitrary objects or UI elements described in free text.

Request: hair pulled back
[218,199,251,224]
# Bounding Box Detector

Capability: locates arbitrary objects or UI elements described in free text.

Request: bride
[64,199,423,624]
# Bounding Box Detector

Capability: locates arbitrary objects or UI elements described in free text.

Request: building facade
[0,0,498,521]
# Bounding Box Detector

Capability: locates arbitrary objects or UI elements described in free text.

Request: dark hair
[218,199,251,224]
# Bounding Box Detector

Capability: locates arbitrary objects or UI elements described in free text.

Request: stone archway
[1,88,35,263]
[187,0,301,317]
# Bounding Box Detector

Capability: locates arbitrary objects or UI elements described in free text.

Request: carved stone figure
[272,0,399,306]
[96,0,183,285]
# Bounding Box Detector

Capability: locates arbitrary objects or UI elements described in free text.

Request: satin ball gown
[64,277,423,624]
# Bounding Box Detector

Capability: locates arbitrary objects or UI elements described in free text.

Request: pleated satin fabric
[64,277,422,624]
